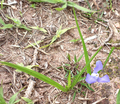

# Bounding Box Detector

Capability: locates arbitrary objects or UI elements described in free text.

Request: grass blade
[116,89,120,104]
[9,87,24,104]
[0,24,14,29]
[77,54,84,63]
[67,1,95,12]
[40,26,75,48]
[86,0,91,10]
[70,46,102,90]
[0,81,6,104]
[0,62,67,92]
[74,55,77,63]
[72,91,76,102]
[0,18,5,25]
[1,0,4,9]
[67,71,71,89]
[55,2,67,11]
[73,8,91,74]
[29,0,65,3]
[103,47,115,68]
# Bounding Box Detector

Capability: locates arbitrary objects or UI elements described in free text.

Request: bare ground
[0,0,120,104]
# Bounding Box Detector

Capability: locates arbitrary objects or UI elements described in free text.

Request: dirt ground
[0,0,120,104]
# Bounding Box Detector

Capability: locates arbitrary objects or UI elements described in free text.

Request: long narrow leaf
[67,71,71,89]
[0,95,6,104]
[0,24,14,29]
[0,81,6,104]
[0,62,67,92]
[29,0,65,3]
[73,8,91,74]
[77,54,84,62]
[67,1,95,12]
[9,87,25,104]
[0,17,5,25]
[116,89,120,104]
[70,46,102,89]
[103,47,115,68]
[55,2,67,11]
[29,0,95,13]
[40,26,75,48]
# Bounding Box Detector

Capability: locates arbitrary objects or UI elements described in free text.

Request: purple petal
[93,61,103,73]
[97,75,110,83]
[85,74,97,84]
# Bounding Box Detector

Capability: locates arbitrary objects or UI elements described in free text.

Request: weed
[0,82,25,104]
[29,0,96,12]
[30,3,36,8]
[0,8,114,94]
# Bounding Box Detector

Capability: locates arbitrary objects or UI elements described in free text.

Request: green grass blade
[72,91,76,102]
[67,1,95,12]
[30,26,47,33]
[73,8,91,74]
[81,83,94,91]
[117,89,120,104]
[0,18,6,25]
[0,81,3,97]
[1,0,4,9]
[21,97,34,104]
[28,0,65,3]
[7,17,21,27]
[67,53,71,61]
[0,95,6,104]
[86,0,91,10]
[19,24,31,31]
[103,47,115,68]
[0,62,67,92]
[77,54,84,63]
[70,46,102,89]
[55,2,67,11]
[9,87,24,104]
[74,55,77,63]
[67,71,71,88]
[40,26,75,49]
[13,99,21,104]
[0,81,6,104]
[0,24,14,29]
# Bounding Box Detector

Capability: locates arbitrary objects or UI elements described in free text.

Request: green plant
[28,0,96,12]
[7,17,31,31]
[30,4,36,8]
[0,17,14,29]
[1,0,4,9]
[40,25,76,48]
[0,81,24,104]
[73,8,91,74]
[106,0,113,10]
[30,26,47,33]
[21,97,34,104]
[116,89,120,104]
[0,8,101,93]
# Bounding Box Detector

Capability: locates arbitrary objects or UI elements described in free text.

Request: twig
[93,0,100,10]
[92,97,106,104]
[0,2,17,6]
[24,49,38,98]
[92,20,113,51]
[106,42,120,46]
[78,97,93,100]
[28,41,49,55]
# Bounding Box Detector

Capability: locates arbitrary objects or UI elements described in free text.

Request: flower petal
[85,73,97,84]
[93,60,103,73]
[97,75,110,83]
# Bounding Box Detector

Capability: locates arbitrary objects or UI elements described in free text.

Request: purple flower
[85,61,110,84]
